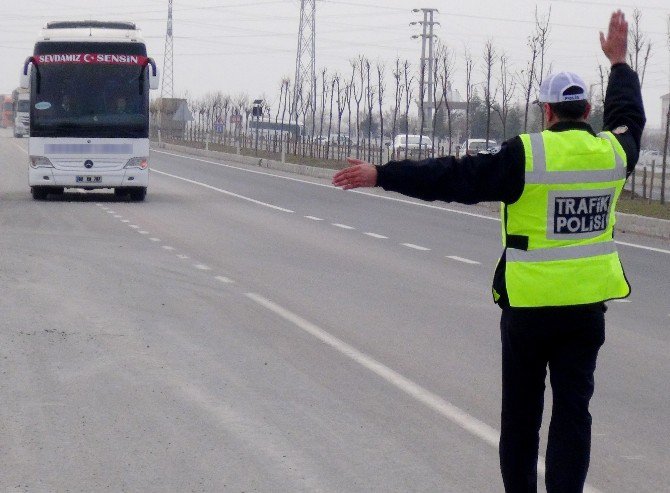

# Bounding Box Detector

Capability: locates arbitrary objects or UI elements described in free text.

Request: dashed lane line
[365,233,389,239]
[332,223,355,230]
[162,246,176,251]
[305,216,324,221]
[177,254,190,260]
[153,149,667,256]
[447,255,482,265]
[402,243,431,251]
[215,276,235,284]
[149,238,161,242]
[194,264,211,271]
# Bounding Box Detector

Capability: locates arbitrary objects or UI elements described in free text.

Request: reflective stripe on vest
[525,132,627,184]
[506,240,617,263]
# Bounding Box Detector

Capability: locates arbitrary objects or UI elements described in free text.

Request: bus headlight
[30,156,54,168]
[125,157,149,170]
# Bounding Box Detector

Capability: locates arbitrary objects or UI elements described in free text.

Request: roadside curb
[151,142,670,241]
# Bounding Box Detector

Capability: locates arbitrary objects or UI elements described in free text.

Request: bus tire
[31,186,48,200]
[129,187,147,202]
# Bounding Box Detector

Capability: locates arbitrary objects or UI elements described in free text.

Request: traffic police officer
[332,10,645,493]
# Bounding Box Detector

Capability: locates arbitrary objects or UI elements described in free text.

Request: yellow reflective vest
[497,129,630,308]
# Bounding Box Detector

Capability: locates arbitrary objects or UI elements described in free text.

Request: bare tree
[597,65,610,107]
[390,58,405,149]
[534,7,552,129]
[334,74,348,161]
[326,75,336,160]
[482,41,497,147]
[403,60,415,160]
[352,56,365,158]
[437,45,455,155]
[464,51,475,154]
[495,53,516,141]
[347,62,356,156]
[364,58,376,162]
[317,68,328,157]
[628,8,652,88]
[377,62,386,165]
[521,30,539,133]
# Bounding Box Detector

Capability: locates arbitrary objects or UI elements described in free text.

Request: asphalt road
[1,130,668,492]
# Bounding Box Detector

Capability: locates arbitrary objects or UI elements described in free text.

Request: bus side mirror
[146,58,160,90]
[20,57,34,89]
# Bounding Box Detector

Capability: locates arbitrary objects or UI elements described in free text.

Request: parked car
[458,138,498,156]
[313,135,329,145]
[392,134,433,159]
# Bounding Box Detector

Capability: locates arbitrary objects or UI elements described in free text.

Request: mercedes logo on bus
[84,160,94,169]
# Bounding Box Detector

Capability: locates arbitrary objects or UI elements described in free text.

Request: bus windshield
[30,45,149,138]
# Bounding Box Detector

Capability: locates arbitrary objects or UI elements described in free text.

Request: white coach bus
[20,21,159,201]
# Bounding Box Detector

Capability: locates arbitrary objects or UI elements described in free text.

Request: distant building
[662,93,669,131]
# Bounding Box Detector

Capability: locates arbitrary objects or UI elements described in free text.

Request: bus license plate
[76,176,102,183]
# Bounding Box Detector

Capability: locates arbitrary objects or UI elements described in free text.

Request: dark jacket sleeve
[376,137,525,205]
[603,63,646,173]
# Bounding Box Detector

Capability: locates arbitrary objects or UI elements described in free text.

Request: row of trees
[161,8,666,171]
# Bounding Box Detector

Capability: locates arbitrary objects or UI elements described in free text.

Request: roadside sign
[230,114,242,125]
[214,120,224,133]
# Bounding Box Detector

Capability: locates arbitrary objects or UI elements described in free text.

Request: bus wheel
[31,186,48,200]
[129,187,147,202]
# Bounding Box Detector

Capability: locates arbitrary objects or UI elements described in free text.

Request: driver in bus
[114,96,129,114]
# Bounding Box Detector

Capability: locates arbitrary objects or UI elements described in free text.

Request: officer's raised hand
[332,158,377,190]
[600,10,628,65]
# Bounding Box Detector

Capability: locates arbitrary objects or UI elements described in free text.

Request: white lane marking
[114,215,123,219]
[305,216,324,221]
[153,149,498,221]
[149,238,161,242]
[106,210,115,214]
[121,220,130,223]
[177,254,190,260]
[162,246,176,251]
[194,264,211,271]
[621,455,645,460]
[245,292,602,493]
[447,255,481,265]
[138,231,149,235]
[154,149,667,255]
[130,225,140,229]
[402,243,431,251]
[615,241,670,255]
[365,232,389,239]
[215,276,234,284]
[151,169,294,213]
[332,223,355,230]
[611,299,632,304]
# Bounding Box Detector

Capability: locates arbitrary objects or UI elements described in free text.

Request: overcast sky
[1,0,668,128]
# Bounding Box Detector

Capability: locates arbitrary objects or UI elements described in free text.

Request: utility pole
[294,0,316,132]
[411,8,439,134]
[161,0,174,100]
[158,0,174,143]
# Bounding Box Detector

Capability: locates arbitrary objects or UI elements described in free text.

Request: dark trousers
[499,304,606,493]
